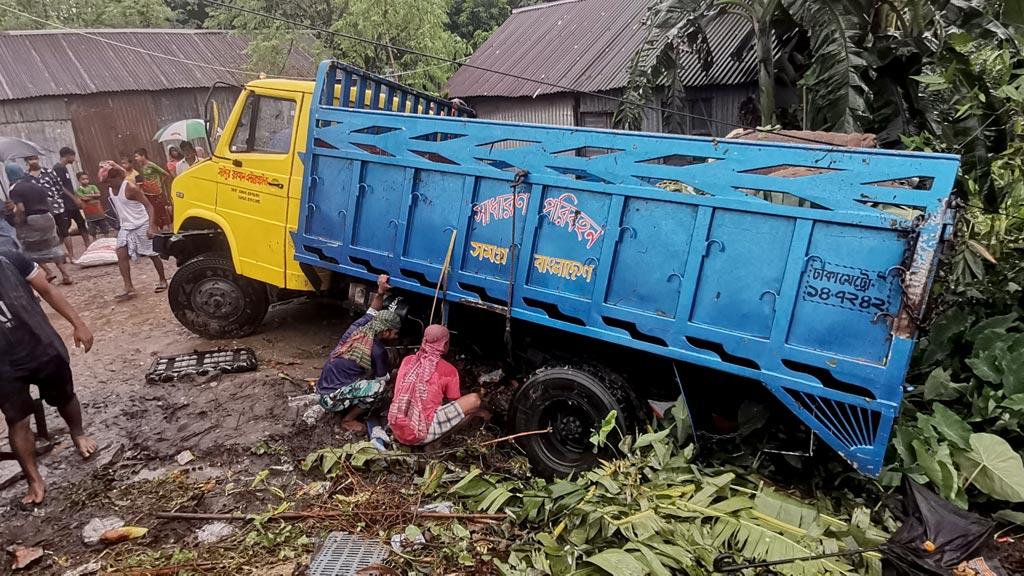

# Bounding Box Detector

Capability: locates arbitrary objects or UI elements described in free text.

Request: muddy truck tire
[168,254,269,338]
[510,364,645,477]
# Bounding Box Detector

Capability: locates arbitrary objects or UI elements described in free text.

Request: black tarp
[885,477,1004,575]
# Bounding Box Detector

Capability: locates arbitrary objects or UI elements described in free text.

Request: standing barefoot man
[99,165,167,300]
[0,249,96,506]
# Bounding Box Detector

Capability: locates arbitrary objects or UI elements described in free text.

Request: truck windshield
[229,94,296,154]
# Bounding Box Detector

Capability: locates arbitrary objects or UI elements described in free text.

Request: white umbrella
[0,136,46,161]
[154,119,207,143]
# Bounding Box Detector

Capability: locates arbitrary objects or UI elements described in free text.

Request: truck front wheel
[510,365,644,477]
[168,254,269,338]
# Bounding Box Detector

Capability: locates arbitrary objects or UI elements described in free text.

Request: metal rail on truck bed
[293,60,961,475]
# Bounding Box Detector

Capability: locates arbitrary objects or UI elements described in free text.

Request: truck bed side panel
[293,63,961,475]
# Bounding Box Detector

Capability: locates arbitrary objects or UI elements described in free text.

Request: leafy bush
[430,421,889,576]
[889,259,1024,509]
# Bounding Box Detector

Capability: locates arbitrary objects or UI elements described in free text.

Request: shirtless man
[0,249,96,505]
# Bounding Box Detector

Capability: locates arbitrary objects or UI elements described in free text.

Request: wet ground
[4,257,1024,575]
[0,258,423,573]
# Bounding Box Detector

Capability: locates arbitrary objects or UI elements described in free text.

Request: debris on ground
[7,545,45,571]
[389,530,426,553]
[99,526,149,545]
[82,517,124,545]
[145,348,258,384]
[61,561,101,576]
[478,368,504,384]
[303,403,327,426]
[196,521,236,544]
[175,450,196,466]
[419,501,454,514]
[309,532,389,576]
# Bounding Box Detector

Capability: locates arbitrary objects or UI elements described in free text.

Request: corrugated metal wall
[69,92,160,172]
[466,85,752,137]
[0,87,240,178]
[0,96,76,168]
[68,87,239,173]
[467,94,576,127]
[683,84,756,137]
[578,89,661,132]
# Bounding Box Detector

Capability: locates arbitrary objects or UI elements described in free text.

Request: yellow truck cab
[158,72,470,338]
[159,78,316,337]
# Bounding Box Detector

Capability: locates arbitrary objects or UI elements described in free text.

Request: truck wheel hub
[193,278,243,319]
[547,402,592,452]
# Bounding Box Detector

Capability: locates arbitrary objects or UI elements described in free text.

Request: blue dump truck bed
[293,61,961,475]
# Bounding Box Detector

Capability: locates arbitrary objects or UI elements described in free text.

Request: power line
[0,3,468,84]
[0,3,311,81]
[200,0,845,148]
[386,57,470,79]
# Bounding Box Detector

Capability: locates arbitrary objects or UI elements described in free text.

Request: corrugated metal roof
[0,29,315,101]
[445,0,757,98]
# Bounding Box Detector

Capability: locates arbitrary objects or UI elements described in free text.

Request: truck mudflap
[291,61,962,476]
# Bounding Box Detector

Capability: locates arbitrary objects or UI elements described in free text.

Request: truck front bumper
[153,229,224,262]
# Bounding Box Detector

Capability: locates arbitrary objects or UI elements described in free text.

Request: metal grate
[308,532,390,576]
[145,348,257,383]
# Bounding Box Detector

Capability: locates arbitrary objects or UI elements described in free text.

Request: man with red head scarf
[388,324,487,445]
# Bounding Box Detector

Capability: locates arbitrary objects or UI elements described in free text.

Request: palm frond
[711,514,858,576]
[781,0,872,132]
[616,0,715,130]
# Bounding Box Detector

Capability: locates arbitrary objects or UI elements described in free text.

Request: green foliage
[204,0,344,76]
[589,410,618,449]
[416,416,887,576]
[207,0,468,92]
[615,0,712,131]
[302,441,388,473]
[623,0,1023,142]
[329,0,469,92]
[0,0,176,29]
[448,0,511,48]
[890,259,1024,507]
[780,0,870,132]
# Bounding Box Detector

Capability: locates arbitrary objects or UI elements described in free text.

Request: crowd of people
[0,142,198,507]
[2,146,487,506]
[1,145,183,298]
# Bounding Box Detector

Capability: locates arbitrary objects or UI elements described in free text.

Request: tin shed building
[445,0,760,136]
[0,29,313,178]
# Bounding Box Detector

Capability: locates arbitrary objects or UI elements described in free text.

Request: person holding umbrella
[0,137,42,253]
[175,141,200,176]
[166,146,183,177]
[8,163,73,284]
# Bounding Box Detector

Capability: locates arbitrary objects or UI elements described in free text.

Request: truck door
[217,89,299,286]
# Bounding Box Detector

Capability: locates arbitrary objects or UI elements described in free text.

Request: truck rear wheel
[510,365,644,477]
[168,254,269,338]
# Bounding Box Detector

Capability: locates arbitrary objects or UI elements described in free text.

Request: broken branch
[155,510,506,522]
[477,428,552,447]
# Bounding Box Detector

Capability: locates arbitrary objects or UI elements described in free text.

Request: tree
[620,0,1021,204]
[331,0,468,92]
[618,0,871,132]
[165,0,210,28]
[209,0,468,92]
[449,0,511,48]
[0,0,176,29]
[206,0,339,76]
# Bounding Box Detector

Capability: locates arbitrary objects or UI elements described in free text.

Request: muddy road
[0,259,406,573]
